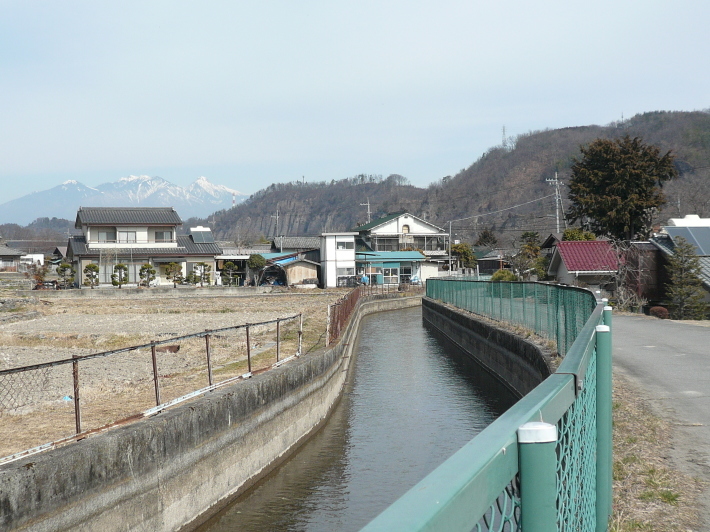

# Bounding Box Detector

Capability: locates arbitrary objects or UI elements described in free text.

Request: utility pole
[546,173,565,233]
[448,221,453,274]
[360,198,371,224]
[271,209,280,240]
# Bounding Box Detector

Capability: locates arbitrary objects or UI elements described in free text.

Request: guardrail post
[276,319,281,362]
[518,421,558,531]
[72,355,82,434]
[596,323,613,531]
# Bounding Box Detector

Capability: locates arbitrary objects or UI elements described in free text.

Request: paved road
[613,315,710,529]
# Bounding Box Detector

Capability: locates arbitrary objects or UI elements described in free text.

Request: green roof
[351,212,406,232]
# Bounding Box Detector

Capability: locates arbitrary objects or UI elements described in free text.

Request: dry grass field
[0,289,349,458]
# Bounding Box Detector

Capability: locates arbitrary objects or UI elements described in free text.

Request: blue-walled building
[355,250,426,285]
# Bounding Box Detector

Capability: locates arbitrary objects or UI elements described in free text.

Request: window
[400,266,412,283]
[383,267,399,284]
[155,230,173,242]
[401,224,410,234]
[336,267,355,276]
[98,230,116,243]
[336,240,354,250]
[374,238,398,251]
[118,231,137,243]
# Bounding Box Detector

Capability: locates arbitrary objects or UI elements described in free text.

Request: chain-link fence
[363,282,611,531]
[426,279,597,355]
[326,284,425,346]
[0,314,303,462]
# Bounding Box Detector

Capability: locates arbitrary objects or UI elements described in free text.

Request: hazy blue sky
[2,1,708,203]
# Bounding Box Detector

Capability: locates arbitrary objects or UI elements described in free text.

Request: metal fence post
[205,331,213,386]
[603,303,613,330]
[246,325,252,374]
[596,323,613,531]
[151,343,161,406]
[276,319,281,362]
[326,305,331,347]
[72,355,81,434]
[298,313,303,356]
[518,421,558,531]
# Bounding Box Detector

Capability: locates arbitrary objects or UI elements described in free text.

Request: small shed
[548,241,618,289]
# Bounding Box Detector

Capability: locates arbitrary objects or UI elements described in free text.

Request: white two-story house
[67,207,222,286]
[320,232,358,287]
[354,212,449,281]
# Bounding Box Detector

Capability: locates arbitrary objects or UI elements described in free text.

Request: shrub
[490,269,518,282]
[649,306,669,319]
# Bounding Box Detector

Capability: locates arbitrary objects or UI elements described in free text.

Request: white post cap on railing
[596,325,610,333]
[518,422,557,443]
[604,306,612,312]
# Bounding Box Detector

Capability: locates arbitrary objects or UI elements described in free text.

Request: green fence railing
[362,279,612,532]
[425,279,597,356]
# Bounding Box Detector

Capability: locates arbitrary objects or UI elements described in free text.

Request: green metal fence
[425,279,597,356]
[362,279,612,532]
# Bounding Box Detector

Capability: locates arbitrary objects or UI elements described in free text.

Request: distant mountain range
[0,176,248,224]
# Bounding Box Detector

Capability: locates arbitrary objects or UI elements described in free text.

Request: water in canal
[197,306,517,532]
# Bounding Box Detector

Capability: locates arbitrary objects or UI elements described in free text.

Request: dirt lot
[0,289,349,458]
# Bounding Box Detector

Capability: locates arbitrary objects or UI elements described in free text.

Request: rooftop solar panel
[666,226,710,255]
[190,230,215,244]
[689,227,710,255]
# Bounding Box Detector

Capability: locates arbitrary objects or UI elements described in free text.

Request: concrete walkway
[613,314,710,529]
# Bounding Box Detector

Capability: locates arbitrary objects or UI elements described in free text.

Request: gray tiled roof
[0,245,24,257]
[75,207,183,227]
[67,235,221,258]
[650,234,710,289]
[700,257,710,287]
[271,236,321,250]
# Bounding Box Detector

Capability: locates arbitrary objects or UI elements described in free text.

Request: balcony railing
[87,239,178,246]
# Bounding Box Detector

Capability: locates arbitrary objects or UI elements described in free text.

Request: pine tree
[567,136,677,240]
[666,237,707,319]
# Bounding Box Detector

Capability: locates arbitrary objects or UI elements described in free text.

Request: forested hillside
[212,110,710,246]
[4,110,709,249]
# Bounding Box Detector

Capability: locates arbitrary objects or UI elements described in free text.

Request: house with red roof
[547,240,619,290]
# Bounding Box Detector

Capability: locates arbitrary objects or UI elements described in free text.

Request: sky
[1,1,709,204]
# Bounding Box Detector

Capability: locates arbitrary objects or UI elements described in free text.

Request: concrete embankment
[0,295,420,532]
[422,297,553,397]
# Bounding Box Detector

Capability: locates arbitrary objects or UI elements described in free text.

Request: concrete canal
[197,306,517,531]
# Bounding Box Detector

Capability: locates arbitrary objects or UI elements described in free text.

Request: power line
[446,193,557,224]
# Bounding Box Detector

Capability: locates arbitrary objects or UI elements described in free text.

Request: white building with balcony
[67,207,222,286]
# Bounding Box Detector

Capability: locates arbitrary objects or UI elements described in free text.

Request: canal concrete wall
[0,296,421,532]
[422,297,552,397]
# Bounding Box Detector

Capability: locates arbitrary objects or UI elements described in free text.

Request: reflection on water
[198,306,516,532]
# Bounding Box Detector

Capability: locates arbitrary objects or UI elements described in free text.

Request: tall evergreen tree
[567,136,677,240]
[666,237,707,319]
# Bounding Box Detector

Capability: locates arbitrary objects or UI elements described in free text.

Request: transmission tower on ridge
[360,198,371,224]
[546,172,566,233]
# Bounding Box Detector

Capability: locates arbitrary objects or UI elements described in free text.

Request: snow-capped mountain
[0,176,247,225]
